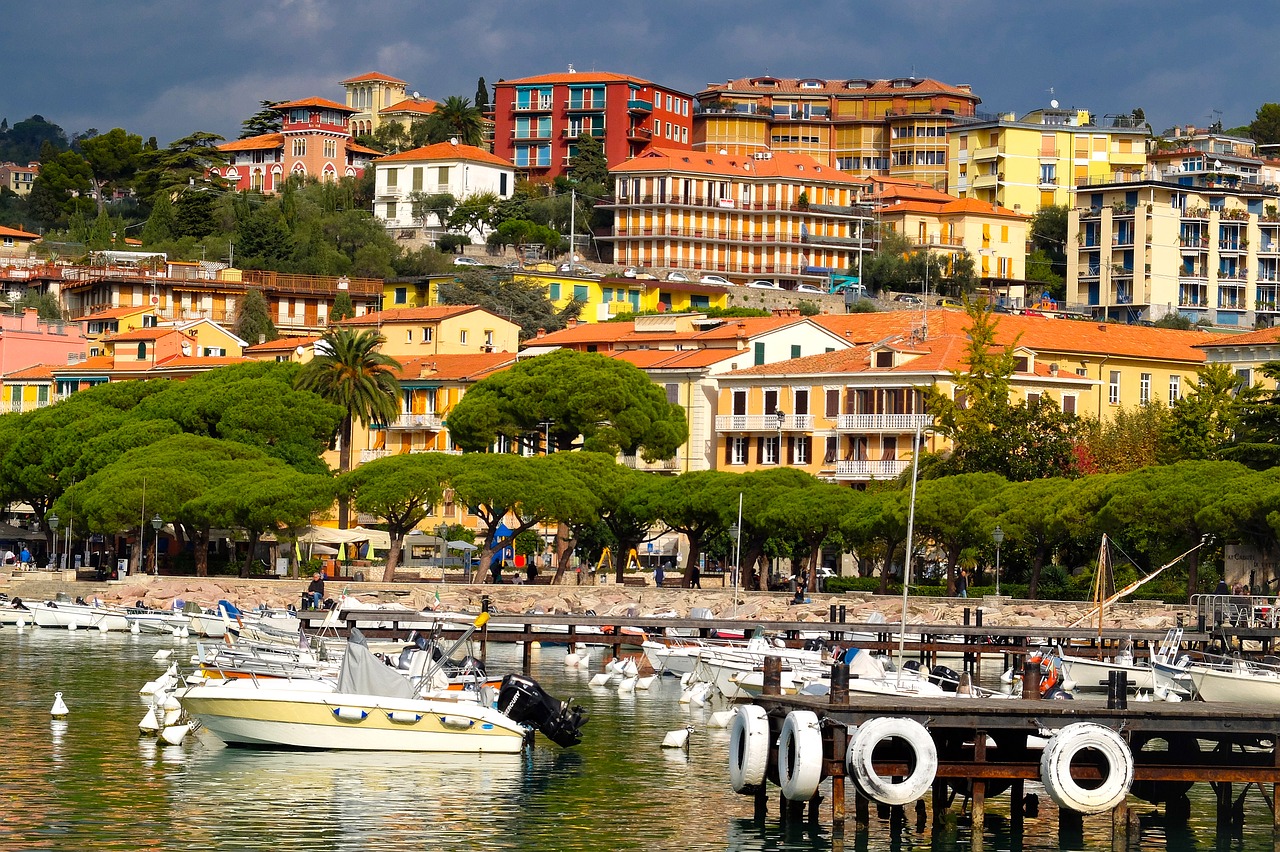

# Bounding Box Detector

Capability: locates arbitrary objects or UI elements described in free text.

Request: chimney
[536,327,546,338]
[258,334,266,344]
[566,318,578,329]
[1050,363,1059,376]
[1097,324,1107,331]
[845,330,852,338]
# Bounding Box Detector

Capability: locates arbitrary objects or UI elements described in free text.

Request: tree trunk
[337,414,353,528]
[1187,548,1200,600]
[383,531,403,582]
[878,538,901,595]
[194,528,211,577]
[806,541,822,594]
[130,536,143,575]
[240,531,261,578]
[1029,542,1048,600]
[682,540,701,588]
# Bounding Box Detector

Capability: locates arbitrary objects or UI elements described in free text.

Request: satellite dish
[450,137,459,146]
[413,91,420,99]
[295,345,305,356]
[719,149,728,155]
[1050,99,1059,109]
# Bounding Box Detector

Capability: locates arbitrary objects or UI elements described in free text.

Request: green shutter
[754,342,765,366]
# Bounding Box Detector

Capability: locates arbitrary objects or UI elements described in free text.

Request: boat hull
[1060,654,1156,692]
[1190,664,1280,704]
[31,602,131,631]
[178,685,527,752]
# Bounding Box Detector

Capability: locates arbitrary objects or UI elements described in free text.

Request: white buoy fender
[845,717,938,806]
[139,706,160,735]
[1039,722,1134,814]
[159,724,191,746]
[617,676,637,694]
[589,672,614,687]
[661,725,693,749]
[636,675,656,690]
[50,692,69,719]
[707,709,735,729]
[728,705,770,793]
[778,710,823,801]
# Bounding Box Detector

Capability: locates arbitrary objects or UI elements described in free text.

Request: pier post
[753,788,767,822]
[832,723,847,838]
[855,791,869,832]
[932,780,948,827]
[1111,799,1130,850]
[971,731,987,851]
[1022,660,1041,699]
[763,656,783,696]
[1273,743,1280,850]
[522,624,532,674]
[1010,778,1025,837]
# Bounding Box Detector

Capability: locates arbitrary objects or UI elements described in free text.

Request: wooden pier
[743,657,1280,851]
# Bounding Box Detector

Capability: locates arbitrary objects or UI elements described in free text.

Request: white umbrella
[447,541,478,551]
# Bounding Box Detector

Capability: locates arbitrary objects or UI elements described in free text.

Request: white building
[373,141,516,241]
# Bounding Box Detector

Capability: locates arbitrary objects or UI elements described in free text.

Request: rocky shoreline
[3,572,1186,631]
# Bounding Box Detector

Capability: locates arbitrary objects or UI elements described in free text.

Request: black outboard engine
[497,673,588,748]
[927,665,961,693]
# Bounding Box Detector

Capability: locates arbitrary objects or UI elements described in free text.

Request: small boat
[126,606,191,635]
[178,635,587,752]
[0,596,32,625]
[1188,655,1280,704]
[31,597,131,631]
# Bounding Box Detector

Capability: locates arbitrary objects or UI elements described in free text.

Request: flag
[433,589,441,610]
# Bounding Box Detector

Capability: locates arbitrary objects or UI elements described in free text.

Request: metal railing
[833,459,910,480]
[714,414,813,432]
[836,413,933,432]
[389,413,443,430]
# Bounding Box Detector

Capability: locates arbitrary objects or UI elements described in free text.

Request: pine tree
[235,287,278,344]
[330,290,354,323]
[475,78,489,112]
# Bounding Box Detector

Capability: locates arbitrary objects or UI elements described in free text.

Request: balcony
[564,127,605,139]
[626,125,652,141]
[626,98,653,113]
[972,173,1000,190]
[514,100,554,113]
[389,413,443,430]
[565,100,605,112]
[715,414,814,432]
[833,459,911,480]
[972,146,1000,161]
[836,413,932,432]
[620,454,679,471]
[1218,241,1244,254]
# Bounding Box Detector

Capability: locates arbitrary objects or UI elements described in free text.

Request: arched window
[137,342,147,359]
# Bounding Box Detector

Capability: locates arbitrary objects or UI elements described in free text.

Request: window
[292,138,306,157]
[732,390,747,416]
[549,283,561,300]
[790,344,801,359]
[386,201,396,220]
[1169,375,1181,405]
[1139,373,1151,405]
[825,389,839,417]
[137,342,147,359]
[763,436,780,465]
[824,436,838,463]
[1062,395,1076,415]
[406,329,414,343]
[753,342,765,366]
[387,169,398,188]
[412,167,423,192]
[1108,370,1120,405]
[394,287,407,304]
[460,330,468,345]
[729,437,747,465]
[323,139,336,158]
[484,330,494,348]
[794,389,809,415]
[665,383,679,404]
[1026,392,1040,405]
[422,326,433,343]
[794,437,810,465]
[573,285,589,301]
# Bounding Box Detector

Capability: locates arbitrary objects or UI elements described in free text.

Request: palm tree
[427,96,485,147]
[295,328,402,528]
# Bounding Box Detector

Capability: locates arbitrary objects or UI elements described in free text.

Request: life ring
[778,710,823,801]
[728,705,770,794]
[1039,722,1133,814]
[845,717,938,806]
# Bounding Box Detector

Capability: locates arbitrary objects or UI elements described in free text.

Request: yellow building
[337,306,521,358]
[1197,328,1280,389]
[1067,175,1280,326]
[382,275,457,310]
[342,72,410,137]
[242,335,323,364]
[694,76,980,187]
[599,147,873,288]
[517,271,731,321]
[948,108,1148,214]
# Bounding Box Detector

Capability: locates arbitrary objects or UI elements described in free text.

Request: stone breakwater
[3,573,1185,630]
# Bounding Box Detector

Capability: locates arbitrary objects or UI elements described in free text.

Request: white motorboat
[1058,644,1157,692]
[178,639,587,752]
[1188,657,1280,704]
[126,608,191,635]
[0,597,33,625]
[30,598,131,631]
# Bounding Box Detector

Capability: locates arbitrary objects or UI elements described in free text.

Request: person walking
[654,561,665,588]
[689,561,701,589]
[957,568,969,599]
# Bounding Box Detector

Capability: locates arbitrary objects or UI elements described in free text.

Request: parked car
[745,280,779,290]
[559,263,603,277]
[698,274,732,286]
[621,266,656,280]
[795,284,825,294]
[936,296,963,308]
[665,271,691,282]
[453,256,482,267]
[893,293,922,304]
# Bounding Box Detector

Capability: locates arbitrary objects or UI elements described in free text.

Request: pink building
[0,308,90,412]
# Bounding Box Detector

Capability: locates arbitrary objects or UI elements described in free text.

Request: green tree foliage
[235,206,295,268]
[134,131,228,204]
[1158,363,1241,462]
[1029,205,1068,283]
[234,287,278,345]
[140,191,177,243]
[1248,103,1280,148]
[913,472,1009,594]
[475,78,490,112]
[174,189,219,239]
[1024,249,1065,301]
[425,96,485,147]
[29,146,94,228]
[446,349,688,460]
[0,115,68,163]
[341,453,458,580]
[1075,402,1170,474]
[330,290,355,323]
[241,100,284,138]
[294,329,402,525]
[1222,361,1280,469]
[641,470,740,578]
[448,192,500,239]
[436,268,579,339]
[12,290,64,321]
[410,192,457,226]
[488,218,561,253]
[1153,312,1193,330]
[763,482,862,593]
[449,453,599,582]
[79,128,145,204]
[567,134,609,187]
[842,487,910,593]
[548,453,660,583]
[924,303,1080,480]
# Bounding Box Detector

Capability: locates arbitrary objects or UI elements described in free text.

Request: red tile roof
[615,147,857,183]
[150,356,251,371]
[3,364,54,380]
[605,349,738,370]
[380,98,440,115]
[701,76,977,100]
[1195,327,1280,348]
[0,224,40,240]
[376,142,512,168]
[393,353,516,382]
[54,355,116,373]
[532,314,809,349]
[347,142,385,157]
[500,71,663,87]
[244,335,323,353]
[275,97,356,113]
[341,72,407,85]
[218,133,285,152]
[339,306,482,325]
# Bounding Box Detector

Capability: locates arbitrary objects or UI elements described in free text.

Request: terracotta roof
[339,306,482,325]
[376,142,512,169]
[701,76,977,100]
[1195,327,1280,348]
[812,311,1214,363]
[0,224,40,240]
[346,142,384,157]
[151,355,251,371]
[500,71,665,87]
[72,305,154,322]
[380,98,440,115]
[275,97,356,113]
[244,335,322,353]
[53,355,116,373]
[3,364,54,381]
[341,72,407,85]
[106,327,186,342]
[605,349,738,370]
[393,353,516,382]
[533,314,809,348]
[219,133,284,152]
[614,147,856,183]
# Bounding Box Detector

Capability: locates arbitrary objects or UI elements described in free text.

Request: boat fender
[1039,722,1133,814]
[387,711,423,724]
[332,707,369,721]
[778,710,823,801]
[439,715,476,730]
[845,717,938,806]
[728,705,770,794]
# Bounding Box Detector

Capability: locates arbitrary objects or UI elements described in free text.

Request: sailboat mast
[1094,533,1109,651]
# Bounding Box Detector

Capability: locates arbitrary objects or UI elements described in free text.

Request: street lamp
[47,513,59,570]
[992,524,1005,597]
[774,408,786,465]
[151,515,163,576]
[729,491,743,618]
[436,523,449,574]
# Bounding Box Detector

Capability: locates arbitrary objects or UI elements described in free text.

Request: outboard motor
[928,665,961,693]
[497,673,588,748]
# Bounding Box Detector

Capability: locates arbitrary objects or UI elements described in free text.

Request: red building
[492,68,692,180]
[215,97,381,193]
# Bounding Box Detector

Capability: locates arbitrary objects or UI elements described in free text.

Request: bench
[621,576,648,587]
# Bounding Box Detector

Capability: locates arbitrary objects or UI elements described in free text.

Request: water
[0,627,1273,851]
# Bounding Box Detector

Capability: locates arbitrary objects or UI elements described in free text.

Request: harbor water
[0,626,1273,851]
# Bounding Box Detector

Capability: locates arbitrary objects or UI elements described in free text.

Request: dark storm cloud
[4,1,1278,144]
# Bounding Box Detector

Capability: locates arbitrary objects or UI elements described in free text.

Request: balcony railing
[836,413,933,432]
[389,413,443,430]
[715,414,813,432]
[620,454,679,471]
[833,459,911,480]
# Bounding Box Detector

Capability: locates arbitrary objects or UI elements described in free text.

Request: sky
[4,1,1278,147]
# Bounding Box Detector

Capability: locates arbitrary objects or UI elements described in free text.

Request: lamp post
[436,523,448,574]
[774,409,786,466]
[992,524,1005,597]
[47,513,59,570]
[730,491,743,619]
[151,515,163,576]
